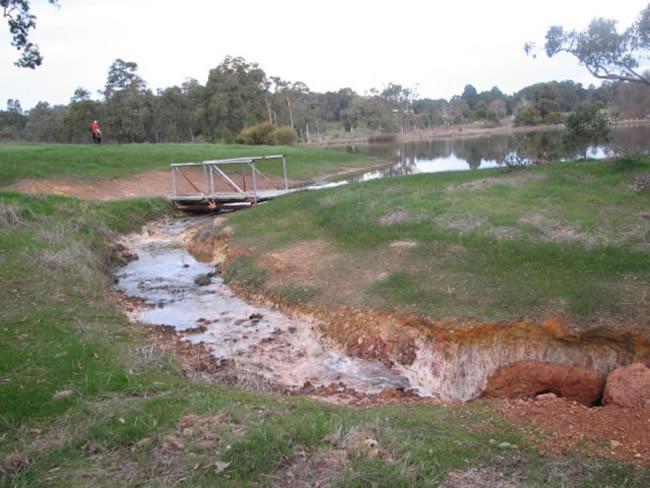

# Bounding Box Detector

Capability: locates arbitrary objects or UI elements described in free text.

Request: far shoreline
[302,118,650,148]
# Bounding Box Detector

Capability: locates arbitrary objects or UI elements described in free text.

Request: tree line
[1,55,648,144]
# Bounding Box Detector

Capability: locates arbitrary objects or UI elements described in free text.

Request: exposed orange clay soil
[497,396,650,467]
[7,170,295,201]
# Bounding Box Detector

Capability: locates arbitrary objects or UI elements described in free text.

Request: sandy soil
[8,170,173,201]
[7,170,293,201]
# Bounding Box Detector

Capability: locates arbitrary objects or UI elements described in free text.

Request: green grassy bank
[0,143,374,185]
[1,192,647,486]
[226,158,650,325]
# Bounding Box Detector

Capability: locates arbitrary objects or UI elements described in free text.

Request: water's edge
[114,217,430,400]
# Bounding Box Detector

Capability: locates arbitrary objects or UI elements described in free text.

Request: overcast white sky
[1,0,647,109]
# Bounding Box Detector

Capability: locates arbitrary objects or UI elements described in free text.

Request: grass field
[1,191,647,486]
[225,158,650,326]
[0,143,375,185]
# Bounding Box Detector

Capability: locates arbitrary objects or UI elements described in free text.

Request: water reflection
[346,125,650,180]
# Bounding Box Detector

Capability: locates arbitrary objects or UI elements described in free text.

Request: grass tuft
[222,255,268,289]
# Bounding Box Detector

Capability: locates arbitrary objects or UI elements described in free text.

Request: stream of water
[114,218,428,397]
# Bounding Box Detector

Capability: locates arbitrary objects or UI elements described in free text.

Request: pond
[342,124,650,182]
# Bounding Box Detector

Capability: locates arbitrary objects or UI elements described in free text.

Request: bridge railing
[170,154,288,205]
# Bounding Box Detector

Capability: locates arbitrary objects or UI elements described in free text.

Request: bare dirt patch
[256,239,412,307]
[271,426,398,487]
[487,226,524,240]
[379,209,410,225]
[440,467,521,488]
[274,448,349,488]
[261,239,333,287]
[446,172,547,193]
[629,173,650,193]
[518,212,598,246]
[8,170,172,201]
[516,211,649,249]
[435,214,484,234]
[7,170,293,201]
[499,396,650,467]
[389,240,418,250]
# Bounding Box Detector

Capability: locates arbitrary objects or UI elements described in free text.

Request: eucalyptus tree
[527,3,650,85]
[152,86,192,142]
[2,0,58,68]
[0,99,27,139]
[103,59,153,143]
[204,56,268,142]
[182,79,207,141]
[24,101,66,142]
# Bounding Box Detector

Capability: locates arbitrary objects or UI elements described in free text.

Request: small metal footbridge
[169,154,295,210]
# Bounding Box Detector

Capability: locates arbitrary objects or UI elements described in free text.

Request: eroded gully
[114,217,649,404]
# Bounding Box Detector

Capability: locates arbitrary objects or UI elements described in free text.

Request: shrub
[268,126,297,145]
[236,123,276,145]
[237,123,297,145]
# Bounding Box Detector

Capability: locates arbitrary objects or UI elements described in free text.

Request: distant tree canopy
[2,0,59,68]
[0,55,646,144]
[527,3,650,85]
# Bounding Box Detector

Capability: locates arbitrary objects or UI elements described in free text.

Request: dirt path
[6,170,296,201]
[7,170,173,201]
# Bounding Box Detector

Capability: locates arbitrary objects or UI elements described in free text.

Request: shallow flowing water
[114,218,425,397]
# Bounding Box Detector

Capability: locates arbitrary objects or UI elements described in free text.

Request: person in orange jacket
[89,120,102,144]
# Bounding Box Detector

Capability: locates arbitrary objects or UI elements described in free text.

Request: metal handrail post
[282,156,288,190]
[171,167,177,197]
[251,162,258,205]
[209,165,215,194]
[203,164,209,193]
